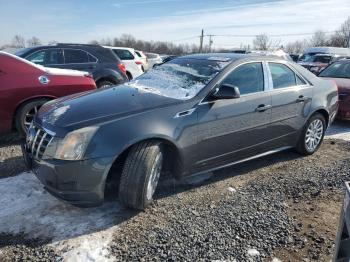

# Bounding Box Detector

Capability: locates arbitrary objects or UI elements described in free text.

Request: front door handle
[256,104,272,112]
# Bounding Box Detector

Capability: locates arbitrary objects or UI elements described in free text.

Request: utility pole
[199,29,204,53]
[208,35,213,52]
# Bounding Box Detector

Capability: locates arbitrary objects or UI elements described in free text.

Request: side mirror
[211,84,240,100]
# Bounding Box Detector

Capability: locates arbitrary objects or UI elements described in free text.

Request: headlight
[45,126,98,161]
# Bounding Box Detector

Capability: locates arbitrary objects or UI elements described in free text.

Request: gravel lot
[0,121,349,261]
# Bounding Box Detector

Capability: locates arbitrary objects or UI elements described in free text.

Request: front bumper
[22,144,114,207]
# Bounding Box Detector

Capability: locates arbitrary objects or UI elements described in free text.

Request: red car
[0,52,96,135]
[319,59,350,120]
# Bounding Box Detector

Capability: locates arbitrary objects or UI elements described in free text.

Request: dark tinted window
[64,49,88,63]
[222,62,264,95]
[26,51,45,65]
[26,49,63,65]
[269,63,296,89]
[113,49,134,60]
[319,62,350,79]
[88,53,98,63]
[135,51,142,57]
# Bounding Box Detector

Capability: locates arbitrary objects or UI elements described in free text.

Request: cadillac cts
[22,53,338,210]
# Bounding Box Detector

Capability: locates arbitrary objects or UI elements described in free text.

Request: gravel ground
[0,121,348,261]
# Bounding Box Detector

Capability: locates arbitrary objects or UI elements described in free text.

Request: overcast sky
[1,0,349,48]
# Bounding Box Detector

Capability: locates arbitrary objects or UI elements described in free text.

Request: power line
[172,30,350,42]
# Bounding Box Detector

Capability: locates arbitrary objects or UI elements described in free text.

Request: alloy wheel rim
[146,153,163,201]
[23,105,39,131]
[305,119,324,152]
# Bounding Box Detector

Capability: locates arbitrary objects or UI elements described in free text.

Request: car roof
[178,53,286,63]
[103,46,135,51]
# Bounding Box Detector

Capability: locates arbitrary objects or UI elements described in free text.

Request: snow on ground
[0,122,348,261]
[326,121,350,141]
[0,173,122,261]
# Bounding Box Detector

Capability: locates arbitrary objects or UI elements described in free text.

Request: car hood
[36,85,181,131]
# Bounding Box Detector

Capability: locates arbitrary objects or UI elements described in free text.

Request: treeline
[89,34,200,55]
[285,17,350,54]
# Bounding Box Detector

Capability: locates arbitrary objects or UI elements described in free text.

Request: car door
[62,48,97,74]
[267,62,313,144]
[194,62,273,171]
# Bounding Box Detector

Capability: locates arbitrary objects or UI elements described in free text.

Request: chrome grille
[29,126,53,159]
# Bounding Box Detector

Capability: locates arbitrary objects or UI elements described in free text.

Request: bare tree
[253,34,280,50]
[309,30,328,46]
[12,35,25,48]
[285,40,308,54]
[26,36,41,47]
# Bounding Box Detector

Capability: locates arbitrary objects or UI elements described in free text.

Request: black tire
[97,80,114,89]
[296,113,326,155]
[126,72,133,81]
[15,99,49,136]
[118,141,163,210]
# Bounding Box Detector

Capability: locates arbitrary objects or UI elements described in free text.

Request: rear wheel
[15,99,49,136]
[97,80,114,89]
[118,141,163,210]
[296,113,326,155]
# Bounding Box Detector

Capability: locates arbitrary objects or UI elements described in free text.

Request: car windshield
[319,62,350,79]
[302,55,331,63]
[126,58,229,100]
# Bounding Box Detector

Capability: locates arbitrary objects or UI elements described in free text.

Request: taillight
[135,61,142,65]
[118,63,127,75]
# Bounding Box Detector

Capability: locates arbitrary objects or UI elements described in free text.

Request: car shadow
[0,148,301,245]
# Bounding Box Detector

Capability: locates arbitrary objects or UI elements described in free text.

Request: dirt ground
[0,122,349,261]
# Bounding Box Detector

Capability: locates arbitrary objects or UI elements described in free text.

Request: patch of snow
[326,122,350,141]
[40,66,89,77]
[227,187,237,193]
[0,173,122,260]
[272,258,282,262]
[247,248,260,257]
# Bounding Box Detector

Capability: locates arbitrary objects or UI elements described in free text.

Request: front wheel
[15,99,49,136]
[118,141,163,210]
[97,80,114,89]
[296,113,326,155]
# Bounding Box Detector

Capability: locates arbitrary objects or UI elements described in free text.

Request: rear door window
[269,63,296,89]
[64,49,89,64]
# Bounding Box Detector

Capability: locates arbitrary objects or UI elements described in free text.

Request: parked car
[104,46,144,80]
[161,55,177,62]
[318,59,350,120]
[22,53,338,210]
[145,52,163,68]
[16,43,128,89]
[0,51,96,135]
[289,54,300,62]
[134,50,149,71]
[298,46,350,63]
[298,53,348,74]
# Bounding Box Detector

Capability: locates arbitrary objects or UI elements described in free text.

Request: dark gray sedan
[22,53,338,210]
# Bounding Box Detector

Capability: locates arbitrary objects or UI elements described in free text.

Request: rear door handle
[256,104,272,112]
[296,95,308,102]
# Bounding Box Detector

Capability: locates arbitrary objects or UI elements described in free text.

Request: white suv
[145,52,163,68]
[105,46,144,80]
